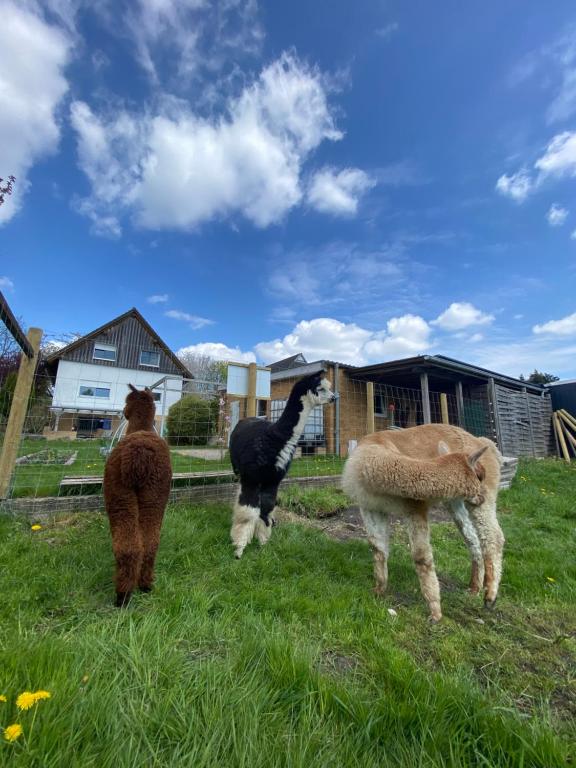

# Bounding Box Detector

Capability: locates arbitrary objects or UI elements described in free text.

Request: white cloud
[0,276,15,291]
[166,309,214,330]
[469,333,484,343]
[495,169,533,202]
[147,293,169,304]
[307,167,375,216]
[546,203,569,226]
[363,315,432,359]
[375,22,399,40]
[255,315,432,366]
[534,131,576,178]
[177,342,255,363]
[431,302,494,331]
[0,1,71,225]
[533,312,576,336]
[71,52,345,233]
[123,0,263,86]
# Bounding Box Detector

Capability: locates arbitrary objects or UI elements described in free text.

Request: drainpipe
[333,362,340,456]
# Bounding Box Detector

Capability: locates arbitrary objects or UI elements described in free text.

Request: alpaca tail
[120,441,158,489]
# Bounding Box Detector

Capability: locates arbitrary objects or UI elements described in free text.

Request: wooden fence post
[366,381,375,434]
[0,327,43,500]
[440,393,449,425]
[488,378,503,452]
[246,362,257,418]
[420,372,431,424]
[455,381,465,428]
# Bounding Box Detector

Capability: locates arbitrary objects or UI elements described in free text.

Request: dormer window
[93,343,116,362]
[140,350,160,367]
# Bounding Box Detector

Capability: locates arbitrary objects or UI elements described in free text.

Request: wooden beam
[488,378,503,451]
[0,327,43,499]
[559,418,576,456]
[559,409,576,432]
[440,393,449,425]
[553,412,570,462]
[455,381,465,428]
[246,362,257,418]
[420,372,431,424]
[366,381,375,434]
[0,291,34,358]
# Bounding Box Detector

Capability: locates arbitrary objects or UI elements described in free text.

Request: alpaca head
[438,441,488,506]
[292,370,336,408]
[124,384,156,427]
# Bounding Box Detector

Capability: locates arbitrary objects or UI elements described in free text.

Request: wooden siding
[59,315,183,376]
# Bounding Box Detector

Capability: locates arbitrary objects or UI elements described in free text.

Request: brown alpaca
[103,385,172,607]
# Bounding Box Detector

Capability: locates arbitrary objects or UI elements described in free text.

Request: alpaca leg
[231,483,260,558]
[360,508,390,596]
[137,485,169,592]
[448,500,484,594]
[407,505,442,622]
[107,491,142,607]
[255,484,279,546]
[469,495,505,608]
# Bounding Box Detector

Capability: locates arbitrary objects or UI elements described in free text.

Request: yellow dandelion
[0,695,6,702]
[31,524,42,531]
[546,576,556,583]
[4,724,22,742]
[32,690,51,702]
[16,691,36,711]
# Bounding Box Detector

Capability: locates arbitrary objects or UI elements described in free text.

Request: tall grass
[0,458,573,766]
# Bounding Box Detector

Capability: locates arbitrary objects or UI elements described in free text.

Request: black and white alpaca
[229,370,336,558]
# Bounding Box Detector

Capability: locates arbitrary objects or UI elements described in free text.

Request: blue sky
[1,0,576,378]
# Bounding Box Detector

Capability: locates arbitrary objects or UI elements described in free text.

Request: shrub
[166,395,218,446]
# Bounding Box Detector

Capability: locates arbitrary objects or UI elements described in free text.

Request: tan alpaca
[342,424,504,621]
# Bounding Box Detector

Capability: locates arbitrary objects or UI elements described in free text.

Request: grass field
[0,458,574,766]
[10,439,346,498]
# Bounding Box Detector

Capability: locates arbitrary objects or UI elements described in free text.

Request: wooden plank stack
[553,409,576,462]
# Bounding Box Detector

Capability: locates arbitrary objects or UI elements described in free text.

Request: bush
[166,395,218,446]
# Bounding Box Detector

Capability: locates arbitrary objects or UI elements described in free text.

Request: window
[256,399,267,418]
[140,350,160,367]
[152,392,162,402]
[93,343,116,362]
[79,385,110,398]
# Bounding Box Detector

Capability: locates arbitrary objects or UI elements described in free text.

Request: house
[44,308,191,438]
[269,353,554,458]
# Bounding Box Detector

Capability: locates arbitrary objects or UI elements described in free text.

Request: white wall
[52,360,183,414]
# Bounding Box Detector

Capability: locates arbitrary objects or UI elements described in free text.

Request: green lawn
[10,439,346,498]
[0,458,574,766]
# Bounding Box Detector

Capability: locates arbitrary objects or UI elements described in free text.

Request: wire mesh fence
[0,320,554,515]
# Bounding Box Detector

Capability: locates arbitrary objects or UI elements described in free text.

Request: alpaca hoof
[234,549,244,559]
[429,614,442,624]
[115,591,131,608]
[468,585,481,596]
[484,598,497,610]
[373,586,386,598]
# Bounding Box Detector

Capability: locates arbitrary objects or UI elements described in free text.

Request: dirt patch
[277,503,453,541]
[319,650,361,676]
[172,448,226,460]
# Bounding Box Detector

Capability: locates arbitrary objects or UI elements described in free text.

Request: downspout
[333,362,340,456]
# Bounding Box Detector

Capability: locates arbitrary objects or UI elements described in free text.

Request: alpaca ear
[437,440,450,456]
[128,383,137,393]
[467,445,488,468]
[144,386,151,392]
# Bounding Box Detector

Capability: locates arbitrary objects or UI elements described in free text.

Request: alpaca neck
[126,415,155,434]
[274,395,314,470]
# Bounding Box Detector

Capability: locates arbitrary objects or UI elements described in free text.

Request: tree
[0,175,15,207]
[520,370,560,385]
[177,351,227,384]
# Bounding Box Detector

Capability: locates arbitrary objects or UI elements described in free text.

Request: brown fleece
[103,386,172,606]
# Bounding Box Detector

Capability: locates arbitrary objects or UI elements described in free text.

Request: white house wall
[52,360,184,414]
